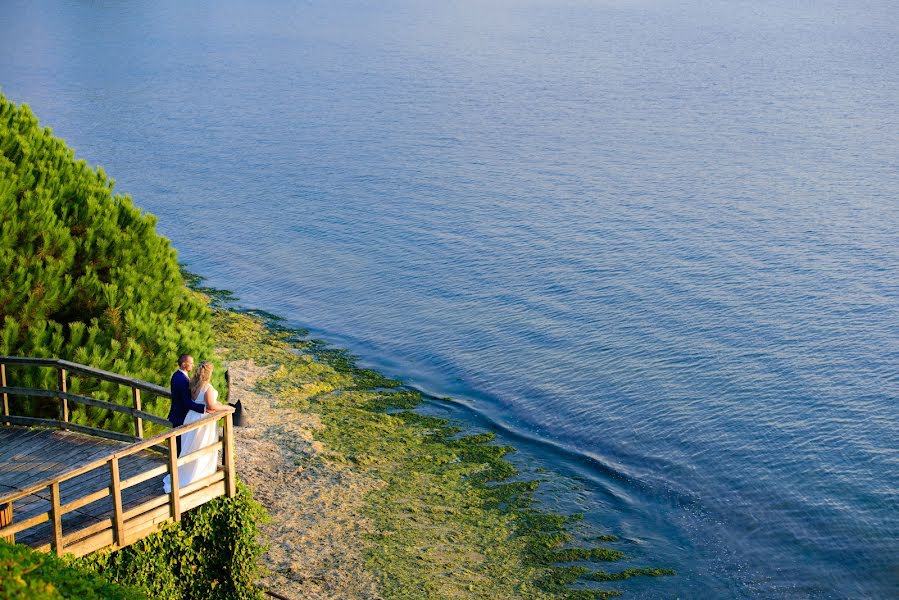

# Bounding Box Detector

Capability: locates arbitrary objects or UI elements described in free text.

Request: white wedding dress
[163,384,219,493]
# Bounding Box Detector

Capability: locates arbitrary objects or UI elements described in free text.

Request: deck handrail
[0,356,169,396]
[0,356,237,557]
[0,412,227,505]
[1,355,172,440]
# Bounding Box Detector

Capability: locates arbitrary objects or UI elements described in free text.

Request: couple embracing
[163,353,233,493]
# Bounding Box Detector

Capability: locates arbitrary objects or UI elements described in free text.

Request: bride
[163,361,233,493]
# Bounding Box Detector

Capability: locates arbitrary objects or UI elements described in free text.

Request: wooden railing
[0,356,236,557]
[0,356,172,441]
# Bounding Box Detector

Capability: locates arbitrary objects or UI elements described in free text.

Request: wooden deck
[0,356,237,558]
[0,426,166,550]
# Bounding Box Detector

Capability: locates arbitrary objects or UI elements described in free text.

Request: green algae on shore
[212,308,674,598]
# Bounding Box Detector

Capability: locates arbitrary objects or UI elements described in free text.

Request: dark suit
[168,370,206,454]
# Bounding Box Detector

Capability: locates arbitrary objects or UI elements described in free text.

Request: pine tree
[0,94,213,432]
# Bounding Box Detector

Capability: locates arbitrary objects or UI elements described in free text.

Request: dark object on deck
[230,399,246,427]
[224,368,246,426]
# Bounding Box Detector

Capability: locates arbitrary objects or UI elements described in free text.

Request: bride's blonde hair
[190,361,213,398]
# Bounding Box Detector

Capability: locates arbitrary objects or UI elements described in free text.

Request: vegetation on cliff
[0,96,262,598]
[0,94,214,431]
[0,540,142,600]
[72,483,267,600]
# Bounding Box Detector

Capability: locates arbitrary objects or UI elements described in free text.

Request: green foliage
[73,482,267,600]
[0,99,265,599]
[0,94,214,431]
[0,540,142,600]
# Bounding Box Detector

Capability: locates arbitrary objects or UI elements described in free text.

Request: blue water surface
[2,1,897,597]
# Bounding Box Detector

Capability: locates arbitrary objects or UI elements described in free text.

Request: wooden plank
[63,422,138,443]
[58,369,68,429]
[62,494,181,558]
[59,392,171,427]
[122,493,169,522]
[0,428,53,463]
[0,477,50,507]
[64,451,163,496]
[0,436,66,482]
[166,437,180,522]
[0,357,170,398]
[57,445,158,489]
[65,527,114,558]
[122,489,164,518]
[1,435,114,493]
[60,487,110,515]
[176,442,221,467]
[52,482,159,537]
[181,479,225,513]
[58,454,163,509]
[1,501,12,543]
[56,463,118,507]
[62,517,112,546]
[11,471,225,554]
[0,357,58,368]
[55,359,169,397]
[0,427,66,457]
[123,502,172,537]
[223,412,236,497]
[3,413,220,502]
[0,386,58,399]
[132,387,143,439]
[1,432,107,483]
[109,457,124,546]
[179,469,224,497]
[2,415,60,428]
[74,461,160,503]
[120,464,168,490]
[122,519,168,549]
[0,510,49,537]
[1,363,8,426]
[7,493,49,522]
[0,445,107,495]
[49,482,63,555]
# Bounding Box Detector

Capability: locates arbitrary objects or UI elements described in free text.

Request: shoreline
[210,305,675,598]
[237,308,636,488]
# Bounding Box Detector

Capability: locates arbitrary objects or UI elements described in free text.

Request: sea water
[2,0,897,596]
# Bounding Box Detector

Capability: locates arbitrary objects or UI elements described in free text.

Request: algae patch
[214,309,674,598]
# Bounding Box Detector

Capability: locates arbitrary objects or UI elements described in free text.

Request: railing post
[109,456,124,547]
[58,367,68,429]
[131,387,143,439]
[0,501,12,543]
[167,436,181,521]
[50,482,64,555]
[223,412,236,498]
[1,361,9,426]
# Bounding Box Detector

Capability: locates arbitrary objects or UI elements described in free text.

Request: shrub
[73,482,267,600]
[0,540,142,600]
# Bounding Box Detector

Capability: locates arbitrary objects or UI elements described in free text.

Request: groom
[167,353,206,454]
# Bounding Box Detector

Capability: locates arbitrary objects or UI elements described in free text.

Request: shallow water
[2,0,898,597]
